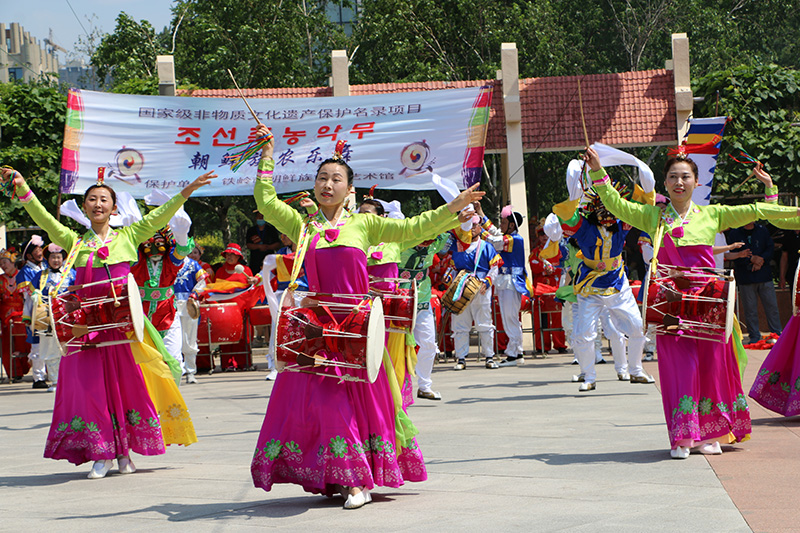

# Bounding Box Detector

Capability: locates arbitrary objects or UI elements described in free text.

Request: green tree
[91,12,168,93]
[170,0,349,90]
[693,63,800,196]
[0,81,67,230]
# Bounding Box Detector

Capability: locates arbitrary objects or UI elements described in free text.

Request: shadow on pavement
[428,449,668,466]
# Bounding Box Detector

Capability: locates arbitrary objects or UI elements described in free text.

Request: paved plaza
[1,347,797,532]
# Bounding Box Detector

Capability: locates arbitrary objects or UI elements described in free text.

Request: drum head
[640,267,652,332]
[366,297,386,383]
[410,279,418,331]
[793,261,800,317]
[126,273,145,342]
[725,276,736,341]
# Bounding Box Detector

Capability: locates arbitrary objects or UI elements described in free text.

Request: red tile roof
[178,69,676,152]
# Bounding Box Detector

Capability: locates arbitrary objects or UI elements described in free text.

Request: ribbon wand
[729,149,762,193]
[578,78,591,191]
[227,68,261,124]
[225,69,274,172]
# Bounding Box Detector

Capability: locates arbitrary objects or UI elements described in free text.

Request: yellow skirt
[130,328,198,447]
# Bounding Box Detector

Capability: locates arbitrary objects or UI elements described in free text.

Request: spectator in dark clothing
[245,212,282,272]
[727,222,783,344]
[778,227,800,291]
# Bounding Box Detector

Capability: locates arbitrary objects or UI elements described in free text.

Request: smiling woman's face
[664,161,698,203]
[314,162,350,208]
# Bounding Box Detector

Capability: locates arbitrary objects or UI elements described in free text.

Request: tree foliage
[92,13,168,92]
[17,0,800,244]
[693,63,800,196]
[0,81,67,230]
[169,0,349,90]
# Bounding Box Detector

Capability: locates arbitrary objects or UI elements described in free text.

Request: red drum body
[275,290,384,383]
[198,302,244,345]
[642,264,735,342]
[248,305,272,326]
[369,278,417,332]
[50,274,144,348]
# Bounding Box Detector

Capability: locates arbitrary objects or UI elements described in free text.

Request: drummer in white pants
[447,219,502,370]
[175,249,206,383]
[475,205,529,366]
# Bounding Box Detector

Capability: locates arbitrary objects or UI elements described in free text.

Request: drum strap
[289,221,311,290]
[52,237,83,296]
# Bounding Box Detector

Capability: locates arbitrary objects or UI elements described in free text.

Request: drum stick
[227,69,261,124]
[104,264,121,307]
[67,276,128,292]
[730,168,757,193]
[578,78,590,149]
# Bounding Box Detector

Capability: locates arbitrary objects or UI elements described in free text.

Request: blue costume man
[478,205,529,366]
[554,185,653,391]
[174,249,207,383]
[446,220,502,370]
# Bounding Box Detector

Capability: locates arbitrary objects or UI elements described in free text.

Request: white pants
[452,289,495,360]
[599,310,627,373]
[175,299,199,375]
[414,308,437,392]
[496,288,523,357]
[161,317,184,371]
[28,341,46,382]
[573,279,645,383]
[39,335,62,385]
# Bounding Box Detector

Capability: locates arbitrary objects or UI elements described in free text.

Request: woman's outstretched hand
[448,183,486,214]
[181,171,217,198]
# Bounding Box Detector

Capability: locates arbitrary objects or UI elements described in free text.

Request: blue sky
[3,0,174,61]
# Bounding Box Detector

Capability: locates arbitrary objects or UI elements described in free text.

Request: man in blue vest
[477,204,530,366]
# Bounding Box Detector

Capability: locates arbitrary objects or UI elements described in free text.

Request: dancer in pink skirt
[586,147,798,458]
[251,125,483,509]
[1,167,211,478]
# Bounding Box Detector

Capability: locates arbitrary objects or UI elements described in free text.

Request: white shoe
[186,373,198,384]
[630,373,655,384]
[617,372,630,381]
[265,369,278,381]
[578,381,596,392]
[47,385,57,392]
[693,442,722,455]
[343,488,371,509]
[118,456,137,474]
[670,446,690,459]
[571,373,585,382]
[87,459,114,479]
[497,358,519,367]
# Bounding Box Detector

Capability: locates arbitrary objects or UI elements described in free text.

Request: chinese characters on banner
[60,87,492,198]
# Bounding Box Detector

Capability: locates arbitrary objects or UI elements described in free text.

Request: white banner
[59,87,492,198]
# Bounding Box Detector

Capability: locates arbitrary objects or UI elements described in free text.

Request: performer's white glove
[543,213,563,242]
[146,190,191,246]
[591,142,655,193]
[460,204,476,231]
[565,160,585,201]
